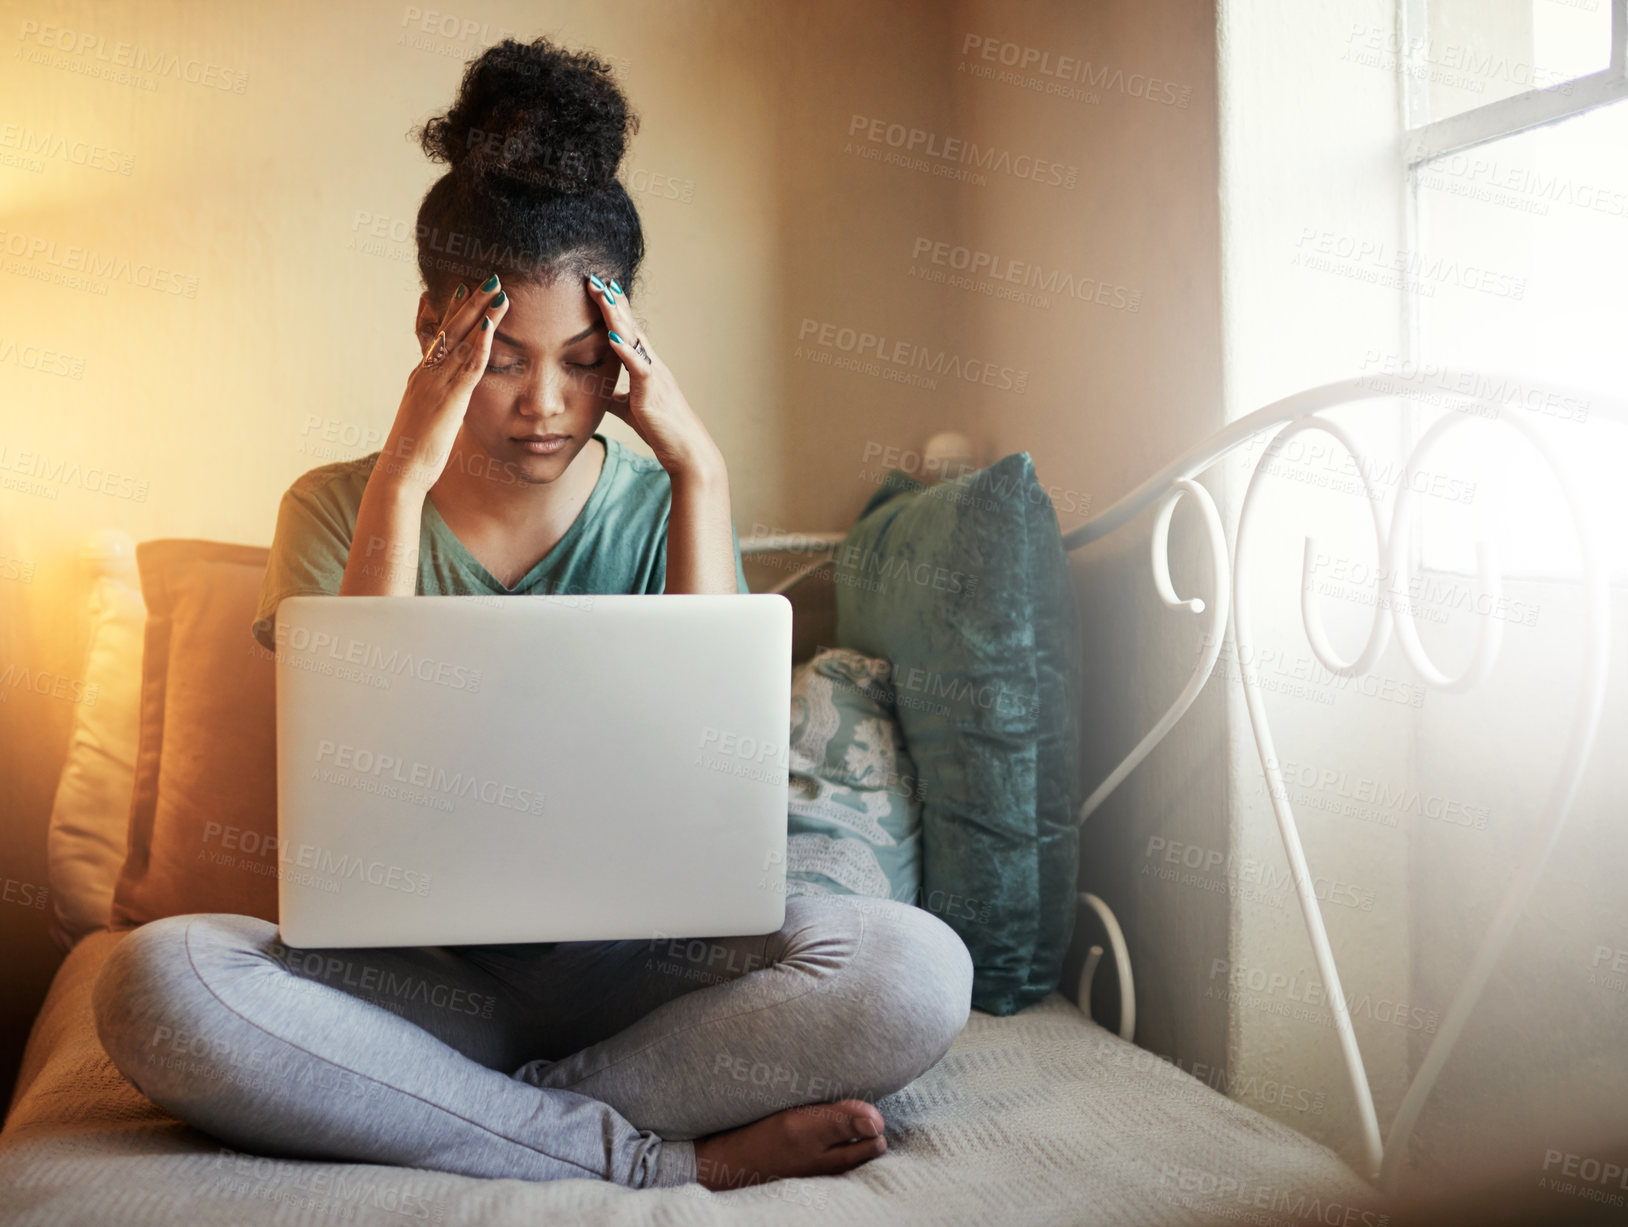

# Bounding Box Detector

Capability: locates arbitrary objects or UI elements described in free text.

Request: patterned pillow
[786,647,922,904]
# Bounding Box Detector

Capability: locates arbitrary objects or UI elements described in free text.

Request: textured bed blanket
[1,929,1383,1226]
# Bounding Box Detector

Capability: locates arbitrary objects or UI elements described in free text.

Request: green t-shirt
[252,433,749,652]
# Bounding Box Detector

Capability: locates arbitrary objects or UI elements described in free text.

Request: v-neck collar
[419,433,617,594]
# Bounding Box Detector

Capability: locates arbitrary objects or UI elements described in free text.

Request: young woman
[91,37,973,1192]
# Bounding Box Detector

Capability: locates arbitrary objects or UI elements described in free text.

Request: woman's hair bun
[418,37,637,197]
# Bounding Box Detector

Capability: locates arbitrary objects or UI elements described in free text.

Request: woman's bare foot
[692,1099,887,1190]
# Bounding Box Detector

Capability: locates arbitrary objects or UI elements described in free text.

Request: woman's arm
[341,277,511,596]
[581,274,744,595]
[340,470,424,595]
[664,450,737,595]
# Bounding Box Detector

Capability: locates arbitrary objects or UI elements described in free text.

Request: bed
[8,371,1589,1225]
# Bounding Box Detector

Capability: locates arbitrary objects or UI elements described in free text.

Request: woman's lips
[514,435,568,454]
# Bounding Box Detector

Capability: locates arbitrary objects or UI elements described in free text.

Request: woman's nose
[518,371,567,418]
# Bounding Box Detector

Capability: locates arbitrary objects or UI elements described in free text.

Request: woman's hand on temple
[584,273,724,482]
[378,276,511,494]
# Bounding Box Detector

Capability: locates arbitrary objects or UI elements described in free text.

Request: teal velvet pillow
[785,647,923,903]
[833,453,1084,1015]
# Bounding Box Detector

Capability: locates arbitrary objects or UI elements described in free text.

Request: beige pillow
[110,540,279,928]
[45,576,147,948]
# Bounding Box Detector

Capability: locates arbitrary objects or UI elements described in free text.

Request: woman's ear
[414,292,438,345]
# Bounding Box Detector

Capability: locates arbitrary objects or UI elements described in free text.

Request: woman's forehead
[488,276,601,348]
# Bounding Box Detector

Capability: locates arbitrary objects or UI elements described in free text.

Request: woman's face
[416,273,619,485]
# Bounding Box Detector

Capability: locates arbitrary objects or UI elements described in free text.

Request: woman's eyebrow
[493,323,602,350]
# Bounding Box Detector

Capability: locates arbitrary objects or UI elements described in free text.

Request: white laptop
[272,593,791,949]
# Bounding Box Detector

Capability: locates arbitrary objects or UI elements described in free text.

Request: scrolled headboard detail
[748,372,1624,1191]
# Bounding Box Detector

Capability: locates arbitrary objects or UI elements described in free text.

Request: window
[1400,0,1628,578]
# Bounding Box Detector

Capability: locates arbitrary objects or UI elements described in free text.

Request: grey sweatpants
[90,893,973,1189]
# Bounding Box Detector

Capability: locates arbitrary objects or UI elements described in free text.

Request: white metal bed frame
[743,371,1623,1192]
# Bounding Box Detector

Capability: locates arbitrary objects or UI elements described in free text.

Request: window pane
[1412,99,1628,577]
[1416,0,1612,124]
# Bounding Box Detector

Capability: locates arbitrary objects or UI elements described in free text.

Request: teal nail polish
[491,290,506,308]
[605,289,618,304]
[480,274,500,292]
[589,273,605,290]
[609,280,622,294]
[453,283,467,302]
[481,316,491,330]
[608,330,622,343]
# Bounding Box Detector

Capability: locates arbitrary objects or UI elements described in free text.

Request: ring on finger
[422,329,450,369]
[632,337,652,365]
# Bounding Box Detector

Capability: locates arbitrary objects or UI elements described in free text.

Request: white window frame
[1399,0,1628,581]
[1401,0,1628,161]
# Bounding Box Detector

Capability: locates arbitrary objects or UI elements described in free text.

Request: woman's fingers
[450,276,506,360]
[425,276,508,380]
[454,299,504,381]
[604,327,653,372]
[586,273,657,367]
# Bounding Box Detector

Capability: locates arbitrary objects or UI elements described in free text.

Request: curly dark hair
[410,37,644,306]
